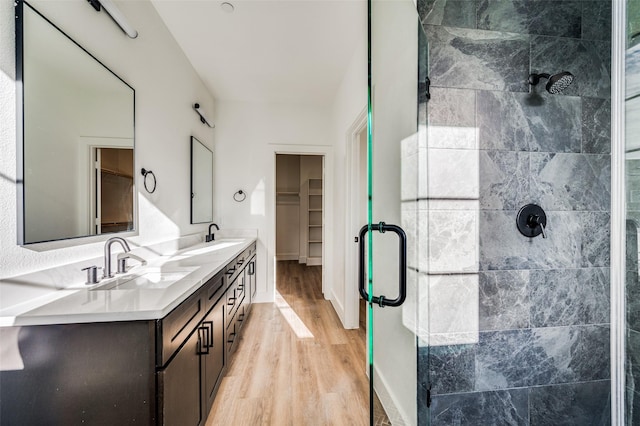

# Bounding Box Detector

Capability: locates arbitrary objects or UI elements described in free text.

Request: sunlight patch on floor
[274,290,314,339]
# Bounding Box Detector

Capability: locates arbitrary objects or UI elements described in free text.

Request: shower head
[528,71,574,94]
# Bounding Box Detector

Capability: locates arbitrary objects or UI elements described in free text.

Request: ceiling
[151,0,365,106]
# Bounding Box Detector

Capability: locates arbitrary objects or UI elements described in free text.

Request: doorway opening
[274,154,324,294]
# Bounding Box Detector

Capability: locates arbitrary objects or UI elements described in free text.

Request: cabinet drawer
[226,320,237,353]
[205,272,225,313]
[157,289,205,367]
[226,285,238,321]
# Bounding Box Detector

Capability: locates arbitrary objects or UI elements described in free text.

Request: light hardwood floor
[205,261,373,426]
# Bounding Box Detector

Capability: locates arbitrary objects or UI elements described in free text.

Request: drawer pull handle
[198,325,210,355]
[227,297,236,306]
[203,320,214,349]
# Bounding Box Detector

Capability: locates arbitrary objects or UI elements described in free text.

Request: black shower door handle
[358,222,407,307]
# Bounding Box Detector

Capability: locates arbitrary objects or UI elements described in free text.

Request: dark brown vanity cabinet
[157,271,228,426]
[201,289,225,414]
[157,242,256,425]
[0,242,256,426]
[159,327,202,426]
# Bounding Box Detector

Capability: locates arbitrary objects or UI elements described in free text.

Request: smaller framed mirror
[190,136,213,224]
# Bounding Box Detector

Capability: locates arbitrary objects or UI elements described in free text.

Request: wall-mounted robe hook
[516,204,547,238]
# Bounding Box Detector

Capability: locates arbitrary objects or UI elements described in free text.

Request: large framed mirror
[17,1,135,245]
[190,136,213,224]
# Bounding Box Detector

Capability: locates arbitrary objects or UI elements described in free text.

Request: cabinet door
[159,329,202,426]
[203,300,225,413]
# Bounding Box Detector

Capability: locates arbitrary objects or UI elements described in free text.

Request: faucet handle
[117,252,147,273]
[82,265,102,285]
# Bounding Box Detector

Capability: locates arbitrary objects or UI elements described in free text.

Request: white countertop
[0,238,256,327]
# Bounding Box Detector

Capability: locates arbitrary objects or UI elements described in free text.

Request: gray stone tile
[431,389,529,426]
[582,97,611,154]
[582,1,612,41]
[477,90,581,152]
[533,325,610,384]
[479,270,530,331]
[530,153,610,211]
[479,211,610,270]
[531,35,611,99]
[426,25,530,92]
[478,0,581,38]
[627,329,640,393]
[627,270,640,331]
[626,388,640,426]
[530,381,611,426]
[475,329,533,389]
[428,87,476,128]
[475,326,609,391]
[530,268,610,327]
[429,344,476,394]
[479,151,529,210]
[419,0,477,29]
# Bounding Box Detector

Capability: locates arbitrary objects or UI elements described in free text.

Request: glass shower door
[363,0,429,424]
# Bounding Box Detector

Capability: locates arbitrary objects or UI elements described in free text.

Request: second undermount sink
[91,270,195,291]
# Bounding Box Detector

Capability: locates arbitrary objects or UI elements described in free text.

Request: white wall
[214,100,333,302]
[0,0,215,279]
[326,9,367,325]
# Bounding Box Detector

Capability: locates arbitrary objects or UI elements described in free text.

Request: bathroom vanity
[0,239,257,426]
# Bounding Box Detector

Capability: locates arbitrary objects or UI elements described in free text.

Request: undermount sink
[180,240,244,256]
[91,270,195,291]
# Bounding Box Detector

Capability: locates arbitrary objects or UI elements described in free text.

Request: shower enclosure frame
[613,0,627,425]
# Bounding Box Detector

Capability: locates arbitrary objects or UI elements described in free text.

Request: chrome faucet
[206,223,219,242]
[103,237,131,279]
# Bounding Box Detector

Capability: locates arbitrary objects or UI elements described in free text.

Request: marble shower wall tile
[627,388,640,426]
[581,2,612,42]
[417,200,480,273]
[430,389,529,426]
[402,202,419,271]
[479,151,529,210]
[479,270,530,331]
[529,381,611,426]
[530,35,611,99]
[582,97,611,154]
[428,148,479,199]
[627,271,640,331]
[479,210,610,270]
[427,209,478,273]
[529,268,610,327]
[428,274,480,336]
[428,343,476,394]
[476,90,582,152]
[475,325,609,390]
[530,153,610,211]
[402,268,420,337]
[426,25,530,92]
[418,0,477,29]
[477,0,581,38]
[427,87,477,150]
[627,329,640,392]
[626,220,640,331]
